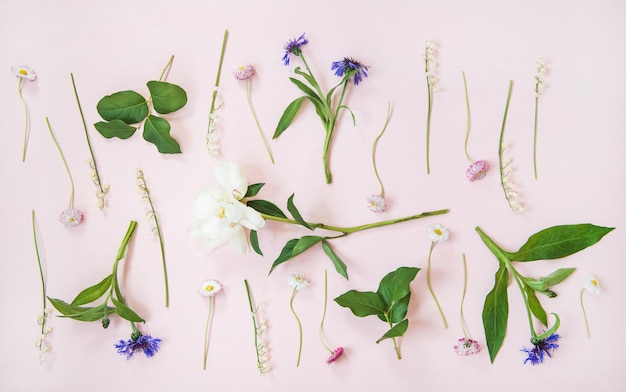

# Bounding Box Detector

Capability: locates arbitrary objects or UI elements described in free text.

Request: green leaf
[146,81,188,114]
[293,67,322,91]
[269,238,300,274]
[525,285,548,326]
[71,274,113,306]
[245,183,265,198]
[510,224,615,262]
[334,290,387,317]
[522,277,547,292]
[321,240,348,280]
[96,90,148,124]
[535,313,561,341]
[386,294,410,323]
[142,115,182,154]
[93,120,137,139]
[482,262,510,364]
[287,194,312,230]
[376,319,409,343]
[111,297,145,323]
[338,105,357,126]
[292,235,323,255]
[47,297,116,322]
[274,96,306,139]
[288,78,328,123]
[377,266,420,308]
[247,199,288,219]
[540,267,576,287]
[250,230,262,256]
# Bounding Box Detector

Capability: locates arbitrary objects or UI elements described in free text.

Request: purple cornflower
[331,57,369,85]
[466,160,489,182]
[115,332,162,359]
[521,333,560,365]
[282,33,308,66]
[326,346,344,364]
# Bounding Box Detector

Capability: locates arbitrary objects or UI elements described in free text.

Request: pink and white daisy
[454,337,481,356]
[466,160,489,181]
[12,65,37,81]
[326,346,344,364]
[59,209,84,227]
[366,194,386,213]
[233,64,256,80]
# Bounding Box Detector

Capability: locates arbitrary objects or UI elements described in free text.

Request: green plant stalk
[426,242,448,329]
[18,78,30,162]
[460,253,469,339]
[207,30,229,147]
[245,79,274,164]
[244,279,265,372]
[372,102,391,197]
[290,288,303,367]
[462,71,473,163]
[202,296,215,370]
[260,208,449,234]
[384,313,402,359]
[580,289,591,337]
[31,211,47,334]
[498,81,515,211]
[111,221,138,305]
[533,94,539,179]
[45,117,75,209]
[318,270,333,353]
[425,59,433,175]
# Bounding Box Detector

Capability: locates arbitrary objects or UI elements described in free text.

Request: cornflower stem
[426,242,448,329]
[202,296,215,370]
[70,73,107,208]
[259,209,449,234]
[425,59,433,175]
[498,81,515,211]
[245,79,274,164]
[31,211,47,333]
[462,71,473,163]
[372,102,391,197]
[290,288,303,367]
[45,117,75,209]
[207,30,228,147]
[244,280,263,369]
[580,289,591,337]
[318,270,333,354]
[18,78,30,162]
[111,221,138,303]
[322,80,349,184]
[460,253,469,339]
[533,94,539,179]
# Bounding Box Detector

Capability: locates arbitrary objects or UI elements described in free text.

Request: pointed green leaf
[245,183,265,198]
[482,262,509,364]
[71,274,113,306]
[250,230,263,256]
[288,78,328,123]
[48,297,116,322]
[387,293,410,323]
[510,224,614,262]
[293,67,322,91]
[287,194,312,230]
[540,267,576,287]
[338,105,357,126]
[147,81,188,114]
[269,238,298,274]
[111,297,145,323]
[377,266,420,308]
[521,277,547,292]
[96,90,148,124]
[376,319,409,343]
[274,96,306,139]
[94,120,137,139]
[247,199,288,219]
[143,115,181,154]
[292,235,323,255]
[525,285,548,326]
[334,290,386,317]
[321,240,348,280]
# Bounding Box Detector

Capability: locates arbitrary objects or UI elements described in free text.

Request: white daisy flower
[427,223,449,243]
[288,273,310,291]
[12,65,37,81]
[198,280,223,297]
[583,274,601,295]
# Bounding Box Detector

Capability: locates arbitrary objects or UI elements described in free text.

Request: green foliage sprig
[334,266,420,359]
[476,224,614,363]
[47,221,145,328]
[94,56,187,154]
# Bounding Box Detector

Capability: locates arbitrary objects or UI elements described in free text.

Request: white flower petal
[214,161,248,200]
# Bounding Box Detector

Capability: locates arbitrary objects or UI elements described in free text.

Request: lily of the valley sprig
[580,274,601,337]
[476,224,614,364]
[367,102,392,213]
[71,73,109,210]
[31,211,52,364]
[189,160,449,279]
[207,30,228,156]
[426,224,449,329]
[335,266,419,360]
[288,273,309,367]
[532,58,546,179]
[462,72,489,182]
[275,33,369,184]
[422,42,438,174]
[198,279,222,370]
[12,65,36,162]
[319,270,344,364]
[46,117,84,227]
[454,254,480,357]
[498,81,524,214]
[234,64,275,164]
[244,279,271,374]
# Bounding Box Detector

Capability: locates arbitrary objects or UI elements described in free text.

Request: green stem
[202,296,214,370]
[508,264,536,339]
[580,289,591,337]
[31,211,47,327]
[498,81,515,211]
[260,209,449,234]
[18,78,29,162]
[533,95,539,180]
[290,288,303,367]
[426,242,448,329]
[384,314,402,360]
[425,59,433,175]
[45,117,75,209]
[244,280,261,366]
[372,102,391,197]
[318,270,333,353]
[207,30,229,147]
[158,55,174,82]
[246,79,274,164]
[111,221,138,303]
[462,71,473,163]
[148,195,169,308]
[460,253,469,339]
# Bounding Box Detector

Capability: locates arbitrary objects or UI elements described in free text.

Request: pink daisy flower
[466,160,489,181]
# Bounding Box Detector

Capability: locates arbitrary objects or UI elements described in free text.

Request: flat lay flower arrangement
[14,30,617,375]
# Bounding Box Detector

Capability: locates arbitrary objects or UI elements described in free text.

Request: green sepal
[96,90,148,124]
[482,262,509,364]
[376,319,409,344]
[274,96,306,139]
[94,120,137,139]
[524,285,548,326]
[287,193,312,230]
[321,240,348,280]
[142,115,181,154]
[247,199,288,219]
[71,274,113,306]
[245,183,265,198]
[146,81,187,114]
[111,297,145,323]
[250,230,262,256]
[334,290,386,317]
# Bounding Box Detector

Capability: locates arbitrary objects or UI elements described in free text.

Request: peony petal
[240,206,266,231]
[214,161,248,200]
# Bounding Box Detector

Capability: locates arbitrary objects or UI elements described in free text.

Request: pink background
[1,0,625,390]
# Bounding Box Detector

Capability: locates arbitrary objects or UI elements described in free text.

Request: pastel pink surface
[1,0,625,391]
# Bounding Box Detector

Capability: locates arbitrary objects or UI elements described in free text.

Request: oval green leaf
[250,230,263,256]
[377,266,420,307]
[96,90,148,124]
[247,199,287,219]
[482,262,509,364]
[376,319,409,343]
[94,120,137,139]
[143,115,182,154]
[147,81,188,114]
[334,290,386,317]
[274,96,306,139]
[321,240,348,280]
[245,183,265,198]
[287,193,312,230]
[111,297,145,323]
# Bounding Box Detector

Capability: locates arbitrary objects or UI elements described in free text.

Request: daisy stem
[45,117,75,209]
[318,270,333,354]
[246,79,274,164]
[207,30,228,148]
[290,288,303,367]
[462,71,473,163]
[18,78,30,162]
[580,289,591,337]
[31,210,47,331]
[427,242,448,329]
[498,81,515,212]
[202,296,214,370]
[460,253,469,339]
[372,102,391,197]
[533,94,539,180]
[260,208,449,234]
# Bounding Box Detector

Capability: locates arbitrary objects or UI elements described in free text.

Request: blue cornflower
[115,332,162,359]
[331,57,369,85]
[282,33,308,66]
[521,333,560,365]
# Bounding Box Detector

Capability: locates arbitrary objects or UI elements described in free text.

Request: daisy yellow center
[205,285,214,292]
[434,229,443,235]
[591,279,598,287]
[19,69,27,75]
[238,66,245,71]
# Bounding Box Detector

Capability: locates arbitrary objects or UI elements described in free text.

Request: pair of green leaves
[244,183,349,279]
[477,224,614,363]
[94,80,187,153]
[334,267,420,359]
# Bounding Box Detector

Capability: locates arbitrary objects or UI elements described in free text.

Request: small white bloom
[288,273,310,290]
[427,223,449,243]
[12,65,37,81]
[583,274,601,295]
[198,280,223,297]
[366,194,386,213]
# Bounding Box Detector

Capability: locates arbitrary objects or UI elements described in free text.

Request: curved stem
[498,81,515,211]
[318,270,333,353]
[45,117,75,209]
[246,79,274,164]
[202,297,214,370]
[460,253,469,339]
[580,289,591,337]
[290,288,303,367]
[31,211,47,326]
[158,55,174,82]
[462,71,473,163]
[18,78,30,162]
[426,242,448,329]
[372,102,391,197]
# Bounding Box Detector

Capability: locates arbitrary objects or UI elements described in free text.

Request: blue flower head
[115,332,162,359]
[521,333,560,365]
[282,33,308,66]
[331,57,369,85]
